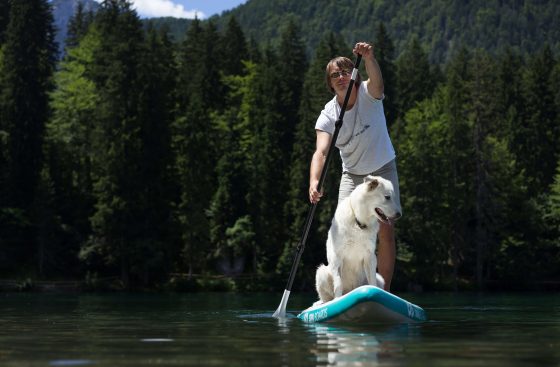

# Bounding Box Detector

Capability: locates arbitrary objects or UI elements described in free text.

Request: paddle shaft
[280,54,362,300]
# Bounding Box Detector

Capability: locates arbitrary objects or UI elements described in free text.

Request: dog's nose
[395,212,402,220]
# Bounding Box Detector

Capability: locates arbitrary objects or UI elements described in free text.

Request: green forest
[0,0,559,292]
[194,0,560,64]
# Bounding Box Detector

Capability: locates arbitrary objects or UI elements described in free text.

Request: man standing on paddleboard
[309,42,401,291]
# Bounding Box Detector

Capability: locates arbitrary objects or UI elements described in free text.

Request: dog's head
[358,175,402,225]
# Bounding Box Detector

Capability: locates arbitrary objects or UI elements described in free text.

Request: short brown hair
[325,56,362,94]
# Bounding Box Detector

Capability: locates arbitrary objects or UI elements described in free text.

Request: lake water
[0,291,558,366]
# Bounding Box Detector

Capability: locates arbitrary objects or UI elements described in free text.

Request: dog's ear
[367,179,379,191]
[364,175,379,191]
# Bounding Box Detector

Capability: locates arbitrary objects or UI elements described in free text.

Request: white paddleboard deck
[298,285,426,323]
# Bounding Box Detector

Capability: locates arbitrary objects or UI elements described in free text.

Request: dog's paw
[376,273,385,289]
[313,300,324,307]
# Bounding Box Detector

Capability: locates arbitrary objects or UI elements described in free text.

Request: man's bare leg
[377,222,396,291]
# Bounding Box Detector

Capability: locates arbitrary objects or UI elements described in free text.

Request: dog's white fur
[315,175,401,304]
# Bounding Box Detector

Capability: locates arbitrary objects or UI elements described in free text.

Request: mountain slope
[49,0,560,64]
[217,0,559,63]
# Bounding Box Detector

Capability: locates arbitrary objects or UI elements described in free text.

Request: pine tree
[174,19,223,275]
[442,47,475,289]
[480,49,532,284]
[65,1,95,50]
[395,89,451,288]
[201,20,225,111]
[175,17,202,110]
[0,0,57,209]
[468,49,544,288]
[43,27,102,278]
[395,37,435,123]
[277,18,308,160]
[516,45,558,192]
[374,23,397,127]
[220,16,248,76]
[245,46,287,276]
[84,0,147,287]
[174,102,216,277]
[468,50,500,287]
[232,20,309,279]
[247,37,262,64]
[496,47,525,150]
[0,1,10,44]
[176,18,224,111]
[396,47,475,289]
[209,25,254,276]
[133,26,177,282]
[0,0,57,273]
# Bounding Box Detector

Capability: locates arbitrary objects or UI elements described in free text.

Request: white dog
[315,175,401,304]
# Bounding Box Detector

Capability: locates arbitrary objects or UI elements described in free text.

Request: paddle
[273,54,363,319]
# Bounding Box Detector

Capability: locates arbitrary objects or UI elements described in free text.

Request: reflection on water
[0,292,558,366]
[140,338,174,342]
[312,324,383,365]
[48,361,94,367]
[306,323,419,366]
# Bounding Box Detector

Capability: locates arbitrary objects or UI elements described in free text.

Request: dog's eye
[385,195,391,200]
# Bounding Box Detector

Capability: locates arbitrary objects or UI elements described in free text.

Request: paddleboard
[297,285,426,323]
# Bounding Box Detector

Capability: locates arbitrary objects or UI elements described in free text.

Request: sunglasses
[330,70,351,79]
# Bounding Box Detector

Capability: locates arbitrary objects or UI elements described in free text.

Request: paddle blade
[272,289,291,318]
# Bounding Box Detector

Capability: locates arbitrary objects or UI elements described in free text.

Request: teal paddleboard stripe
[297,286,426,323]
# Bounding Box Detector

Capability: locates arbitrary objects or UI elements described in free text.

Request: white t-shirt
[315,82,395,175]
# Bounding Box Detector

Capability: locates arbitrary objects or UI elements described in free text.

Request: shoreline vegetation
[1,277,559,293]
